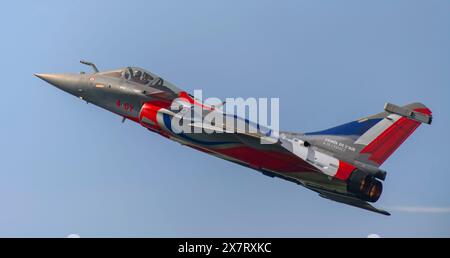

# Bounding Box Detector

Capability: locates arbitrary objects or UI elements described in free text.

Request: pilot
[133,70,142,80]
[121,70,130,80]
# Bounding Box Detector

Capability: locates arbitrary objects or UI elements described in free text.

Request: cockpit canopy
[124,67,155,85]
[101,67,155,85]
[99,67,182,95]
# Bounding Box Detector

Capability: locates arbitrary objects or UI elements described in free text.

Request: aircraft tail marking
[358,105,431,165]
[305,102,432,166]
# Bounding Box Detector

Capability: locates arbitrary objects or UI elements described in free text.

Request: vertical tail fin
[355,102,432,165]
[305,102,432,166]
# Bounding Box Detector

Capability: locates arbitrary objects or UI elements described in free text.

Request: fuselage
[35,68,335,185]
[38,63,435,215]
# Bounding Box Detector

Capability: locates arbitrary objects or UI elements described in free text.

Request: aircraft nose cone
[34,73,85,95]
[34,73,53,82]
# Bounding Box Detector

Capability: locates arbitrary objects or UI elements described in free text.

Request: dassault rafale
[35,61,433,215]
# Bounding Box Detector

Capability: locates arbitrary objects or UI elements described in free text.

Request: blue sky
[1,0,449,237]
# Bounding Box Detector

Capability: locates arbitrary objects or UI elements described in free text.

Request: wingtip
[381,210,391,216]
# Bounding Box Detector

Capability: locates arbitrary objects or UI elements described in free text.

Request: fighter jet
[35,61,433,215]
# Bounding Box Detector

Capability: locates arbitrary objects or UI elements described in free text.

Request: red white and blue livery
[35,61,433,215]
